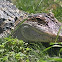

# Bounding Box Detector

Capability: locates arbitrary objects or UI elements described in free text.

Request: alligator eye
[36,18,41,21]
[36,18,46,25]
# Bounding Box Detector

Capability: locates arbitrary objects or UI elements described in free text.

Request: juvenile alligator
[0,0,62,42]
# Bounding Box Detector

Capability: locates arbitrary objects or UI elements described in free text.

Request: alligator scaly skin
[0,0,28,38]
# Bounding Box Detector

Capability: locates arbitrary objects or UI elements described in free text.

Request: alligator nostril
[0,27,3,34]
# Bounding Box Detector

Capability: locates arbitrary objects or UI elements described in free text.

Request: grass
[55,26,62,43]
[0,38,47,62]
[12,0,62,22]
[0,37,62,62]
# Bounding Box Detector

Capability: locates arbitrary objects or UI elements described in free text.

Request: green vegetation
[0,0,62,62]
[0,37,48,62]
[0,37,62,62]
[12,0,62,22]
[0,38,32,62]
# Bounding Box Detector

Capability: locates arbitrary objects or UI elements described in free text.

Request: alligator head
[27,13,62,36]
[13,13,62,42]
